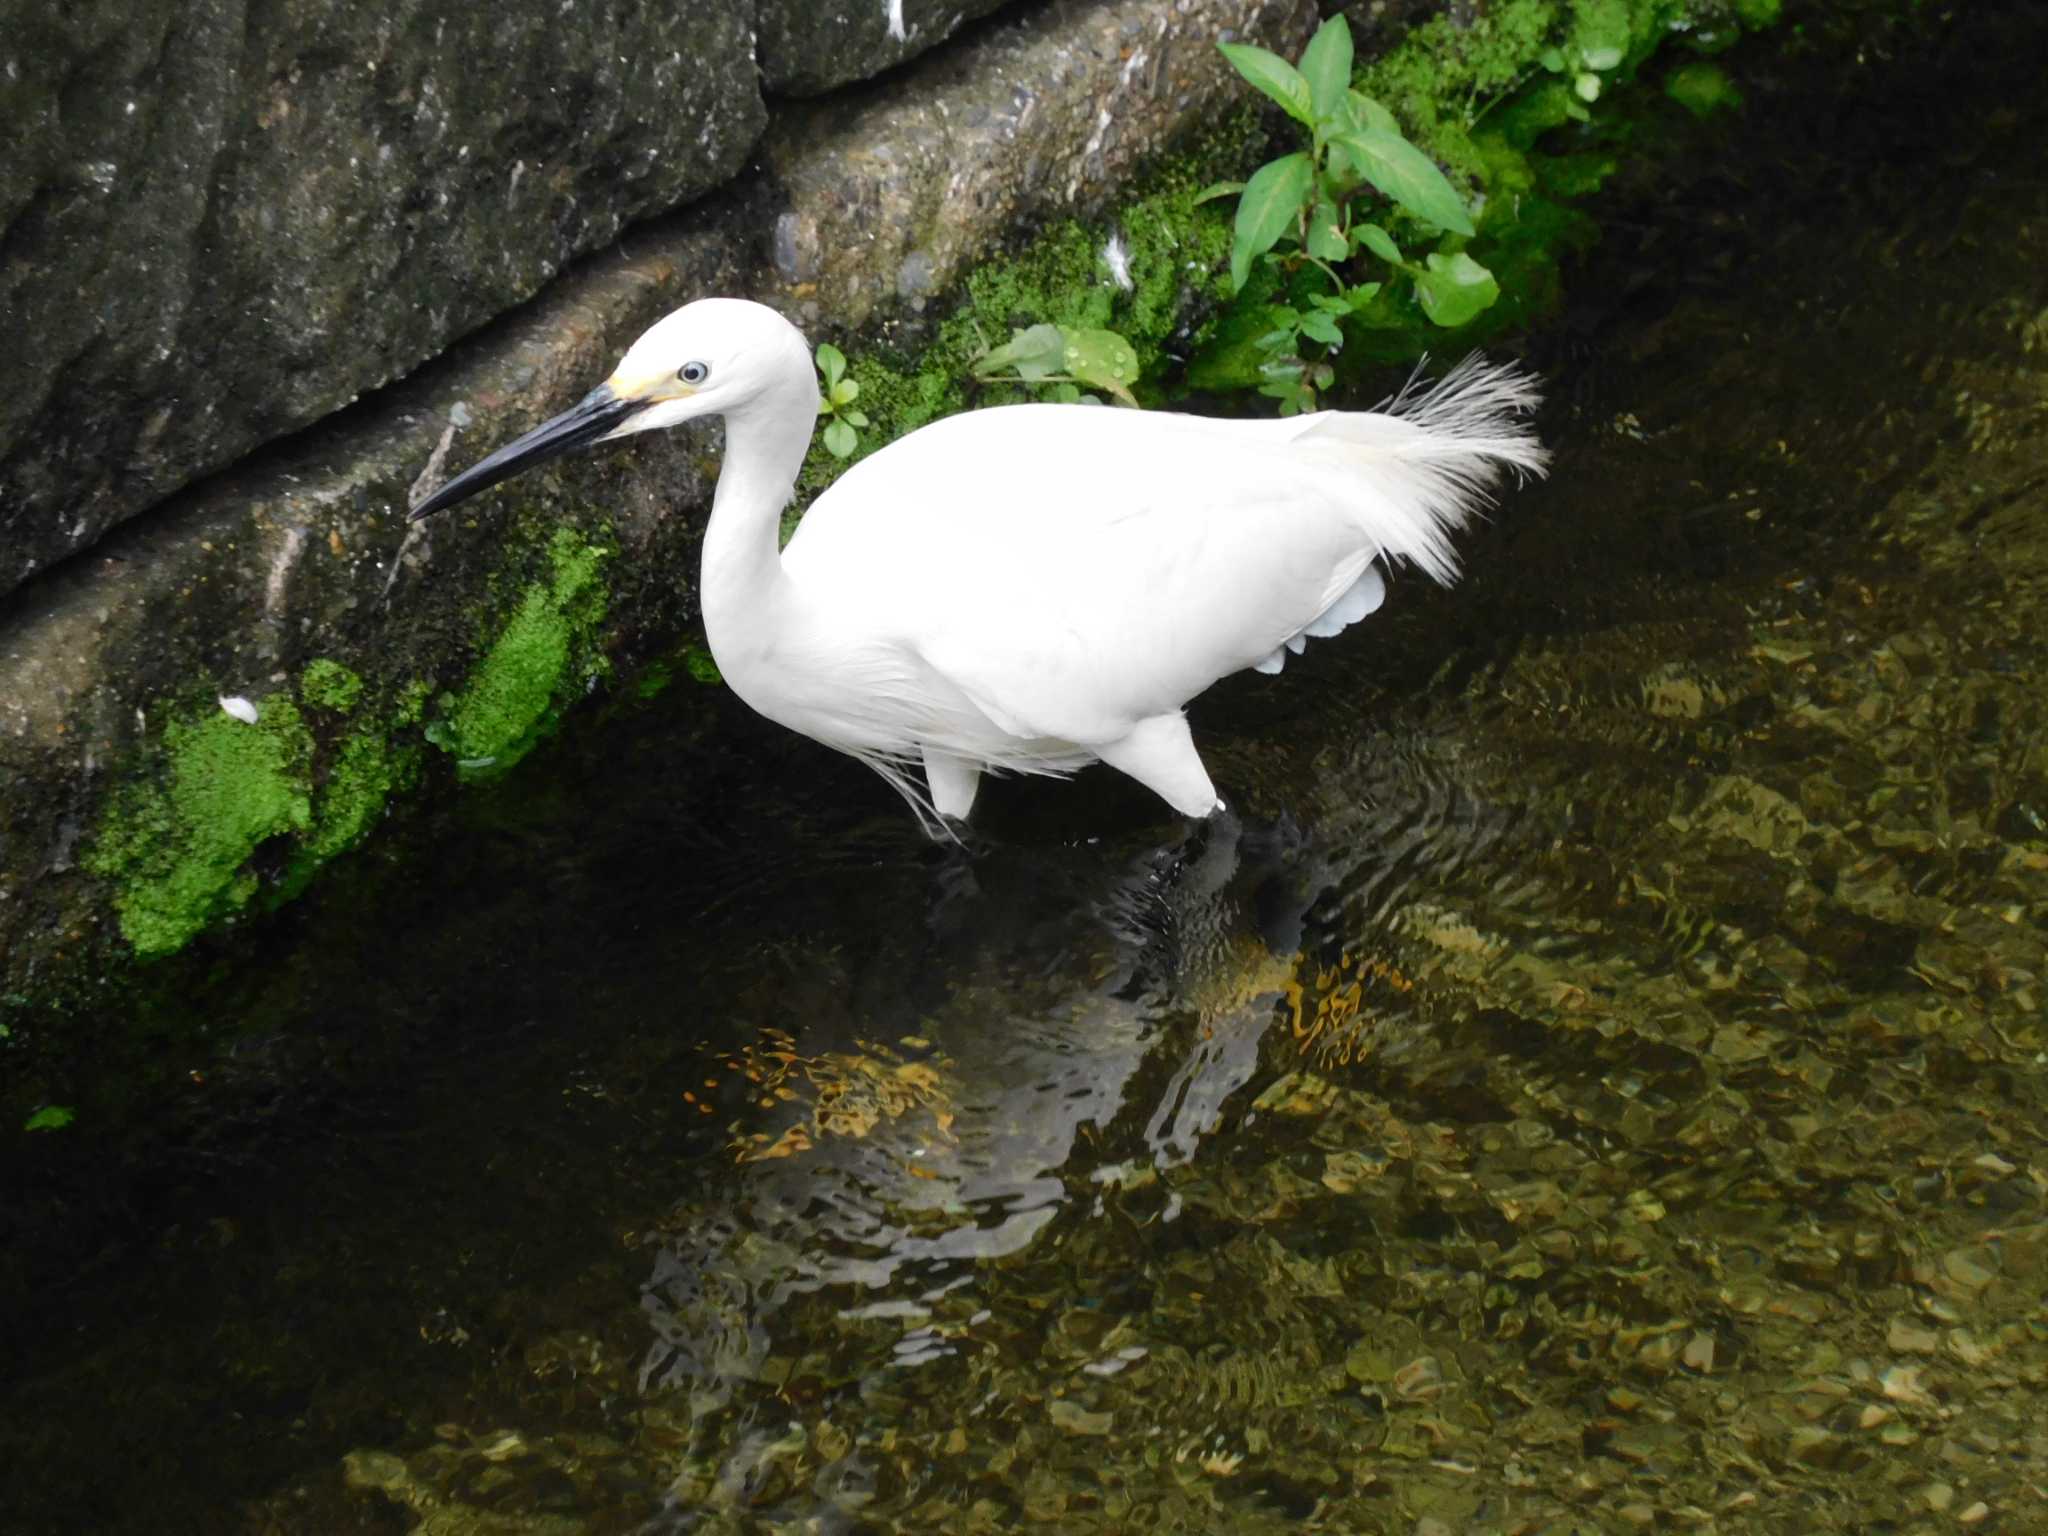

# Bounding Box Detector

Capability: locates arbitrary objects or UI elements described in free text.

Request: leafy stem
[1212,15,1505,411]
[814,342,870,459]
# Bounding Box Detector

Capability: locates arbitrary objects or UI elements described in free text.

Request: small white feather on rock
[1101,231,1133,292]
[218,694,260,724]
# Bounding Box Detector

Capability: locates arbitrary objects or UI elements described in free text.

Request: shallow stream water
[7,8,2048,1533]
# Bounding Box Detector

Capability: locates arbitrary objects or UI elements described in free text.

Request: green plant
[815,343,869,457]
[969,323,1141,406]
[24,1105,74,1132]
[1204,15,1501,411]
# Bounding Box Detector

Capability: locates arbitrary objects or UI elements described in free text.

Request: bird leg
[1094,713,1223,819]
[921,747,982,822]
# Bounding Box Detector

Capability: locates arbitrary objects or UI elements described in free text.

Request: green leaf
[829,377,860,407]
[815,342,846,387]
[1258,376,1314,415]
[1299,16,1354,123]
[842,409,869,428]
[1059,327,1141,407]
[1191,179,1246,206]
[1217,42,1314,126]
[1539,46,1567,72]
[1347,90,1399,137]
[1306,199,1348,262]
[822,419,857,458]
[973,323,1067,382]
[1572,6,1632,70]
[1230,151,1313,291]
[1355,222,1402,264]
[1415,251,1500,328]
[1332,129,1474,236]
[1299,309,1343,346]
[24,1105,74,1132]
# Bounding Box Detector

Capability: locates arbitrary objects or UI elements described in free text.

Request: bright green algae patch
[87,661,422,957]
[300,658,367,713]
[85,527,611,960]
[426,527,612,778]
[87,701,316,957]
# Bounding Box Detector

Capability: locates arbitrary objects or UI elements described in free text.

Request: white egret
[411,299,1545,830]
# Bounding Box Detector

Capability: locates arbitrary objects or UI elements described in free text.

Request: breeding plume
[411,299,1545,830]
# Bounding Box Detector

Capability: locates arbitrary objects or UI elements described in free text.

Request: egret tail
[1251,355,1547,677]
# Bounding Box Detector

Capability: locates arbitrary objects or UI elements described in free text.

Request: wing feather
[782,361,1541,746]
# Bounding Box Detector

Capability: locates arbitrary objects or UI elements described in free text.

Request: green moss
[1357,0,1566,186]
[82,526,619,960]
[683,643,722,685]
[634,658,676,699]
[87,699,315,956]
[428,528,611,777]
[299,658,365,713]
[795,127,1253,501]
[305,732,416,864]
[86,656,447,958]
[393,678,433,727]
[1357,0,1764,182]
[1665,59,1743,115]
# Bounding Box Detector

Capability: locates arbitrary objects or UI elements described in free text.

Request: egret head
[410,298,815,522]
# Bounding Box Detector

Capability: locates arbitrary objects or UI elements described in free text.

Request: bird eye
[679,361,710,385]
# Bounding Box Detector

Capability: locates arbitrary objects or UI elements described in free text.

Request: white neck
[698,360,818,667]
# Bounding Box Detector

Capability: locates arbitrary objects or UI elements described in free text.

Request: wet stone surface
[0,0,764,592]
[756,0,1023,97]
[5,6,2048,1534]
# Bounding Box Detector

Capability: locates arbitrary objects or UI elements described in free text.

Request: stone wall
[0,0,1042,598]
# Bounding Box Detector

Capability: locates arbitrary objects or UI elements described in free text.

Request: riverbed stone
[0,0,1318,1007]
[757,0,1024,96]
[0,0,765,600]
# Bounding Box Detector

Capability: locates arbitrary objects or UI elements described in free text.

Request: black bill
[409,383,643,521]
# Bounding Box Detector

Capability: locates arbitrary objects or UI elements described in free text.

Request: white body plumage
[413,299,1547,831]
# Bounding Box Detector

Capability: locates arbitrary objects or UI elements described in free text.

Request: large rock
[0,0,764,599]
[0,0,1316,1014]
[762,0,1314,330]
[756,0,1021,96]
